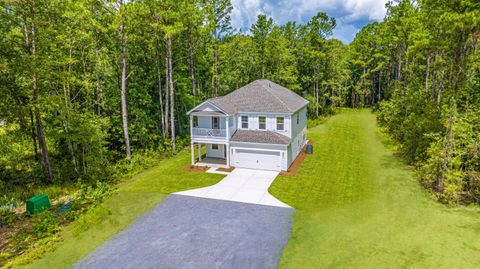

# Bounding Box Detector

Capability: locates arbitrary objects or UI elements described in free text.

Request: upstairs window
[241,116,248,129]
[258,116,266,130]
[296,114,299,124]
[276,117,284,130]
[193,116,198,127]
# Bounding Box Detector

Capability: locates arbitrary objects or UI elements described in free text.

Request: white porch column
[191,142,195,166]
[226,116,229,138]
[198,143,202,161]
[189,115,193,137]
[225,144,230,167]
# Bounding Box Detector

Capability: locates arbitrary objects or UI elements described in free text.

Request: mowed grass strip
[20,151,224,269]
[270,109,480,269]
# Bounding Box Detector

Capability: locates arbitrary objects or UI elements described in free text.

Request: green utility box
[26,194,51,216]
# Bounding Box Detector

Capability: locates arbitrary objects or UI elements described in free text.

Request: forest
[0,0,479,208]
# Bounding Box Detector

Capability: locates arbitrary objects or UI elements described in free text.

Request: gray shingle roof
[231,130,291,145]
[207,79,308,114]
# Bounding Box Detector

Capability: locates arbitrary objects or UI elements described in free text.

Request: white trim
[235,104,309,115]
[198,143,202,161]
[226,117,230,138]
[189,116,193,138]
[186,101,229,115]
[191,142,195,165]
[234,147,283,153]
[226,144,230,166]
[192,140,229,145]
[230,141,289,147]
[237,111,292,115]
[191,137,229,144]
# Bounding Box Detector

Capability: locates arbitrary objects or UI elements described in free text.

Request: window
[296,114,299,124]
[193,116,198,127]
[212,144,219,150]
[258,116,266,130]
[276,117,284,130]
[212,117,219,129]
[241,116,248,129]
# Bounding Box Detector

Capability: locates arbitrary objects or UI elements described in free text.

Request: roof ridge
[257,80,293,112]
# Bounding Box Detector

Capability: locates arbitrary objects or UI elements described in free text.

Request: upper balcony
[192,127,227,138]
[187,101,235,141]
[190,114,234,141]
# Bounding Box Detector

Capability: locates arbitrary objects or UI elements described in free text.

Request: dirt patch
[217,167,235,172]
[280,141,314,176]
[0,214,34,266]
[186,165,209,172]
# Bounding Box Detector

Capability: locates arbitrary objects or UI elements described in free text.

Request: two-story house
[187,79,309,172]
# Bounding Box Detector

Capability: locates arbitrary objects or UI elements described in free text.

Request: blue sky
[230,0,389,44]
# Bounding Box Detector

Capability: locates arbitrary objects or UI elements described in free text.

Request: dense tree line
[348,0,480,203]
[0,0,347,190]
[1,0,478,205]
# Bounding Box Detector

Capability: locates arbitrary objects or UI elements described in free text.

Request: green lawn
[18,151,224,269]
[270,109,480,269]
[16,109,480,269]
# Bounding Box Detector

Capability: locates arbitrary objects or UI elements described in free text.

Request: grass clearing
[17,151,224,269]
[13,109,480,268]
[270,109,480,269]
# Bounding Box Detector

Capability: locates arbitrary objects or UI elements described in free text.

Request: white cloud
[332,20,360,44]
[230,0,388,43]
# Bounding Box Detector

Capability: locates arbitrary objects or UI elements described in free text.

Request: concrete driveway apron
[175,168,290,208]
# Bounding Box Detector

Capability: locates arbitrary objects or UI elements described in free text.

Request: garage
[234,149,281,171]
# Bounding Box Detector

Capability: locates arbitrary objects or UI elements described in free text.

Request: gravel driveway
[74,194,294,269]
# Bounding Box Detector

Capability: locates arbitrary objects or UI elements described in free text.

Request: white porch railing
[192,128,227,138]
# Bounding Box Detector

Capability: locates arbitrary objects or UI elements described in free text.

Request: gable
[187,101,227,115]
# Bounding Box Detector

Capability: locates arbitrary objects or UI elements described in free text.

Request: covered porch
[191,142,230,168]
[188,103,235,141]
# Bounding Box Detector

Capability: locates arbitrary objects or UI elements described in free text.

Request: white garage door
[234,149,281,171]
